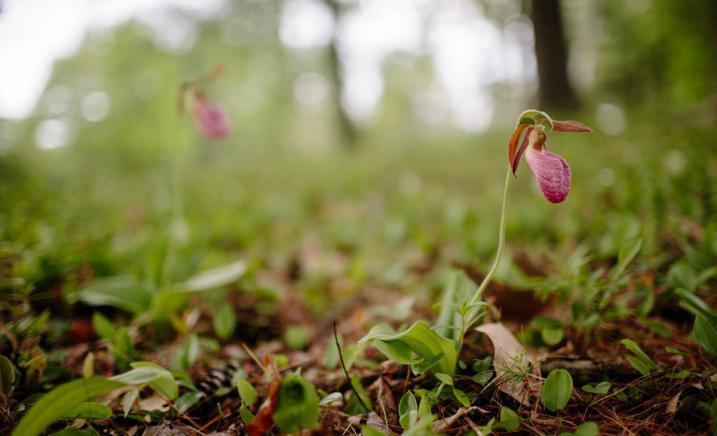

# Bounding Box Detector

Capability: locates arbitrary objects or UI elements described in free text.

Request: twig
[241,342,268,375]
[334,321,370,413]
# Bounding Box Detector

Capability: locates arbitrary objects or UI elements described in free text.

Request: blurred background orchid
[190,90,231,140]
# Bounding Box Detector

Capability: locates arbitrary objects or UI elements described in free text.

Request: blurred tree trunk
[710,0,717,95]
[323,0,358,150]
[530,0,579,110]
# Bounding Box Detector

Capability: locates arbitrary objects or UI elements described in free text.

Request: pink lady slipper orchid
[507,110,591,203]
[191,90,231,140]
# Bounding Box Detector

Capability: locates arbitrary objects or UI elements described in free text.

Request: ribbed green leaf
[359,321,457,377]
[13,377,123,436]
[541,369,573,412]
[694,315,717,355]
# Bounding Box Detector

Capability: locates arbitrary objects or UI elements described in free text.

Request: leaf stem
[469,165,512,308]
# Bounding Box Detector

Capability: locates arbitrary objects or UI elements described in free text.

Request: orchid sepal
[552,119,592,133]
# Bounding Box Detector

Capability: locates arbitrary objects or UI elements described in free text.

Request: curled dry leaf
[475,323,533,405]
[246,360,282,436]
[666,391,681,415]
[369,376,398,428]
[366,411,387,432]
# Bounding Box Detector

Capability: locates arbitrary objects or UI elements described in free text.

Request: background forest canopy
[1,0,717,434]
[1,0,717,158]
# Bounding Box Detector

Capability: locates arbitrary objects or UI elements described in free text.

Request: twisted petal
[552,120,592,133]
[507,124,527,173]
[525,146,571,203]
[511,127,539,176]
[192,93,231,140]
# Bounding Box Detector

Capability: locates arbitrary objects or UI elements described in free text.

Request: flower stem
[160,116,185,289]
[469,165,512,307]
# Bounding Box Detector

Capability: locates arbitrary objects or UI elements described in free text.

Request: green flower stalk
[360,110,592,379]
[469,109,592,307]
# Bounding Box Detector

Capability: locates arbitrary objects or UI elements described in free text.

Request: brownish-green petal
[507,124,527,173]
[552,120,592,133]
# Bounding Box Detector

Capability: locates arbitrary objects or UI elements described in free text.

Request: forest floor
[1,127,716,435]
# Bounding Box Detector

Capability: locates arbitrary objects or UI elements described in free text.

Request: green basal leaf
[110,362,178,400]
[173,334,200,371]
[620,339,657,371]
[150,290,190,320]
[322,334,341,369]
[612,238,642,278]
[284,325,310,350]
[471,370,493,386]
[411,352,445,375]
[403,414,439,436]
[669,369,689,379]
[472,356,492,372]
[12,377,124,436]
[435,270,477,342]
[643,319,672,339]
[181,260,246,292]
[175,390,204,414]
[91,313,116,341]
[434,372,452,386]
[665,346,687,356]
[213,305,237,339]
[235,376,257,405]
[675,288,717,320]
[541,369,573,412]
[694,315,717,355]
[498,406,520,432]
[560,421,599,436]
[273,374,320,433]
[82,353,95,379]
[581,381,611,394]
[625,355,651,376]
[417,394,431,418]
[74,276,152,315]
[239,402,255,424]
[399,391,417,429]
[121,388,139,417]
[62,402,112,420]
[360,426,387,436]
[359,320,457,377]
[370,338,413,365]
[452,388,470,407]
[541,327,564,346]
[0,355,16,396]
[480,417,496,436]
[319,392,343,405]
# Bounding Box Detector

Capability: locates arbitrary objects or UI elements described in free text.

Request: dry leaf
[366,411,387,431]
[475,323,532,405]
[138,394,170,412]
[666,391,681,414]
[369,377,398,428]
[246,360,282,436]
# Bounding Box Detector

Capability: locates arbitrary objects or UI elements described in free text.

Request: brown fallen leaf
[665,391,681,414]
[366,411,387,432]
[369,377,398,429]
[138,394,170,412]
[475,323,532,406]
[246,358,282,436]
